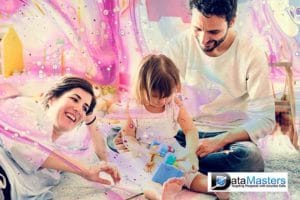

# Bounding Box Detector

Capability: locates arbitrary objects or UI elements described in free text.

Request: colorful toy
[151,152,184,185]
[145,140,176,172]
[149,140,175,156]
[143,140,184,184]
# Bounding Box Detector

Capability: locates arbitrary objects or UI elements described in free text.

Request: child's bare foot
[161,177,185,200]
[143,180,163,200]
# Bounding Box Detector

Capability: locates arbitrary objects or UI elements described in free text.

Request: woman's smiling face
[47,88,92,133]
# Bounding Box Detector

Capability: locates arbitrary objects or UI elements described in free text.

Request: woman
[0,76,120,199]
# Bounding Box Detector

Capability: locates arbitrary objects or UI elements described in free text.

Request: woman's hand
[82,162,121,185]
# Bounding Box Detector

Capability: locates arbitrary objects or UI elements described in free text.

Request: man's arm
[196,127,250,157]
[238,45,276,143]
[196,43,275,157]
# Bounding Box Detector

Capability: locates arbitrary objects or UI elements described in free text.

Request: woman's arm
[86,114,108,161]
[41,150,88,175]
[42,150,120,185]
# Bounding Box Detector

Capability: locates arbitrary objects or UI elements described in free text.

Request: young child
[119,54,210,200]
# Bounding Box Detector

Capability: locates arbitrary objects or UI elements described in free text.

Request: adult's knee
[230,142,264,172]
[174,130,186,147]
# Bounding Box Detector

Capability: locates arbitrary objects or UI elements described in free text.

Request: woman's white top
[0,97,90,199]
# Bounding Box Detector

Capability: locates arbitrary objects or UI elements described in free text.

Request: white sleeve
[240,47,276,143]
[0,97,54,173]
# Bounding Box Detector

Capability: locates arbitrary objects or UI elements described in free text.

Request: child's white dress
[129,98,180,146]
[125,98,198,188]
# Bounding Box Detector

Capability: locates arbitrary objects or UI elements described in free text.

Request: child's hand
[113,133,128,152]
[144,161,155,172]
[176,153,198,173]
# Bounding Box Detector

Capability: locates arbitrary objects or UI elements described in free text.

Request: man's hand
[196,134,226,157]
[83,162,121,185]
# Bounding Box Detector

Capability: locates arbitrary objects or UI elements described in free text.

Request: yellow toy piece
[1,27,24,77]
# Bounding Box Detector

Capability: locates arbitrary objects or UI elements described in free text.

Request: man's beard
[197,30,228,52]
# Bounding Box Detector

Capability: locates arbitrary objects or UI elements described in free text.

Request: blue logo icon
[216,176,227,187]
[211,173,231,190]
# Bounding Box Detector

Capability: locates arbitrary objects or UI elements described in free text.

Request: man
[112,0,275,198]
[164,0,275,174]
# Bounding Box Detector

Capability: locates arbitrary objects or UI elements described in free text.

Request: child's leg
[188,173,207,193]
[143,177,185,200]
[161,177,185,200]
[189,173,230,200]
[143,180,162,200]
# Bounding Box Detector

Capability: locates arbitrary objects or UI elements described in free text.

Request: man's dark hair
[189,0,237,23]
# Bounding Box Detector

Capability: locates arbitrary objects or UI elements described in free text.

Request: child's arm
[121,117,149,157]
[174,96,199,171]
